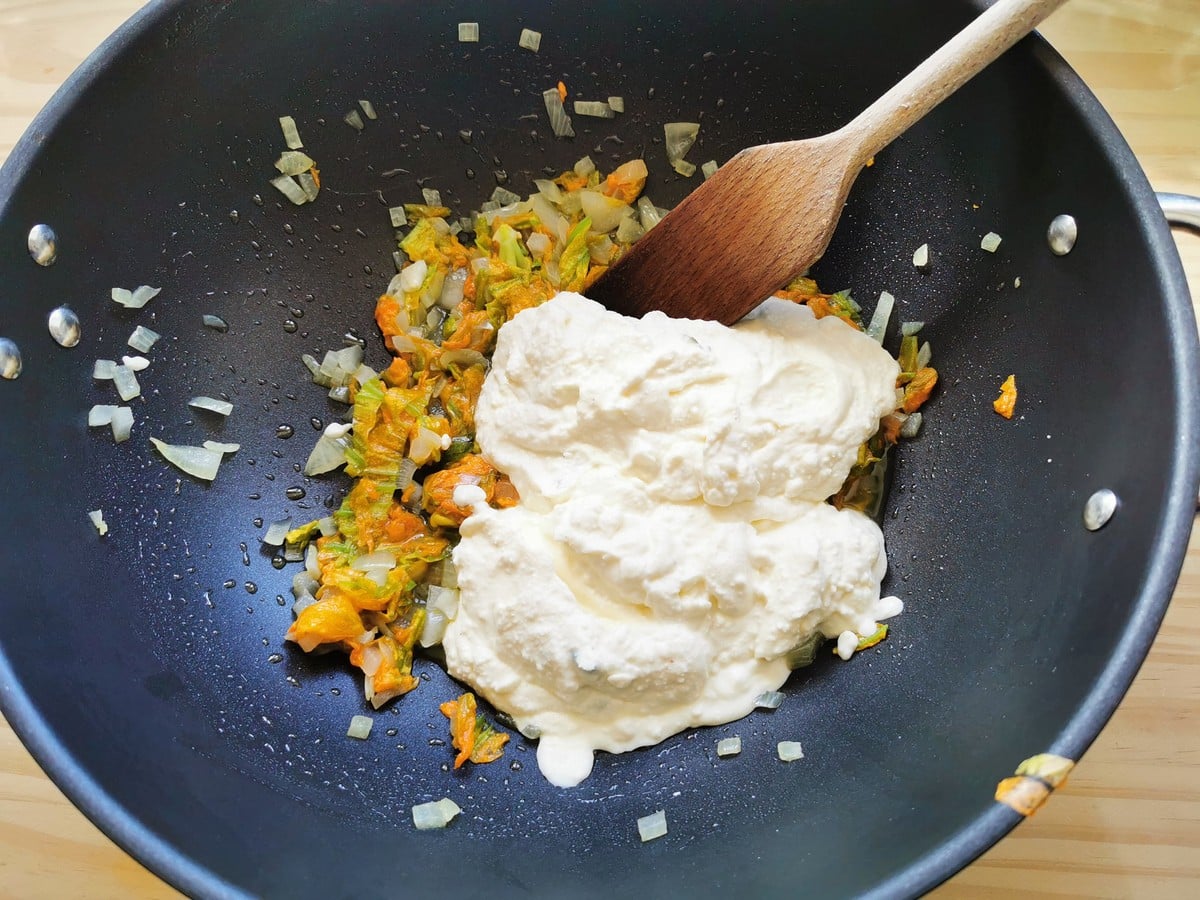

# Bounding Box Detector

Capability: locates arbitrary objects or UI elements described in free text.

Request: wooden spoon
[587,0,1068,325]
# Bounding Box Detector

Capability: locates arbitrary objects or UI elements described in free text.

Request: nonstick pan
[0,1,1196,897]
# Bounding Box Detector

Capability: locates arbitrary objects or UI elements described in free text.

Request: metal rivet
[1083,488,1117,531]
[0,338,22,379]
[47,305,81,348]
[27,224,57,266]
[1047,214,1077,256]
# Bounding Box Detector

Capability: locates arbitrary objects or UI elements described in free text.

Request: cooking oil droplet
[229,210,240,223]
[283,223,294,234]
[286,486,306,501]
[204,590,214,607]
[240,542,250,565]
[385,728,398,737]
[282,319,298,333]
[271,556,286,570]
[267,653,283,664]
[223,579,236,589]
[310,417,323,431]
[275,594,286,605]
[245,582,258,595]
[276,424,294,439]
[253,193,264,206]
[510,760,522,771]
[330,688,341,696]
[253,517,264,528]
[429,738,445,747]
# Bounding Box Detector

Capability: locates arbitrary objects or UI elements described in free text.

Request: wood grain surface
[1,1,1197,897]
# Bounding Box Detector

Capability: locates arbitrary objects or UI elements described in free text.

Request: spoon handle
[843,0,1068,162]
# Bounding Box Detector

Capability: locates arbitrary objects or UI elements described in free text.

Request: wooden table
[1,1,1197,896]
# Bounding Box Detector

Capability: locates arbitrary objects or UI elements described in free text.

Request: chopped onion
[304,431,350,476]
[279,115,303,149]
[754,690,784,710]
[518,28,541,52]
[110,406,133,443]
[439,348,488,370]
[88,404,116,426]
[615,212,645,244]
[900,321,924,336]
[916,341,933,370]
[111,288,132,307]
[716,736,742,758]
[305,543,320,578]
[579,190,630,233]
[672,159,697,178]
[534,179,565,204]
[262,517,292,547]
[422,187,442,207]
[637,810,667,843]
[352,550,396,575]
[122,355,150,372]
[297,172,320,202]
[433,556,458,589]
[202,440,240,454]
[865,291,894,343]
[202,314,229,332]
[573,100,614,119]
[127,325,160,353]
[529,194,568,244]
[399,260,428,294]
[412,798,461,830]
[419,608,449,648]
[457,22,479,42]
[777,741,805,762]
[88,509,108,536]
[112,365,140,401]
[574,156,596,177]
[328,385,351,404]
[111,285,161,309]
[490,186,522,206]
[187,396,233,416]
[408,426,444,465]
[607,96,625,114]
[980,231,1002,253]
[913,243,930,268]
[150,438,224,481]
[700,160,719,179]
[347,715,373,740]
[525,232,551,257]
[275,150,316,176]
[358,99,377,120]
[292,571,318,601]
[388,206,408,228]
[318,516,338,537]
[344,109,365,131]
[1014,276,1022,288]
[637,196,664,231]
[393,251,405,272]
[542,89,575,138]
[270,174,309,205]
[353,364,378,386]
[93,359,116,380]
[664,122,700,166]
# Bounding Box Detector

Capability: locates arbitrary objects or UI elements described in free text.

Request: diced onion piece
[111,285,162,310]
[700,160,719,179]
[490,186,522,206]
[607,96,625,114]
[664,122,700,166]
[579,190,630,233]
[279,115,303,149]
[127,325,161,353]
[419,609,448,648]
[344,109,365,131]
[397,457,418,491]
[754,690,784,710]
[672,159,697,178]
[422,187,442,207]
[900,321,924,336]
[1014,276,1022,288]
[393,251,405,272]
[93,359,117,380]
[399,260,428,294]
[388,206,408,228]
[262,517,292,547]
[835,630,858,660]
[865,291,894,343]
[439,348,488,370]
[457,22,479,42]
[574,100,614,119]
[188,396,233,416]
[574,156,596,177]
[542,89,575,138]
[913,243,930,268]
[408,426,444,465]
[352,550,396,574]
[297,172,320,202]
[412,798,461,830]
[111,288,132,307]
[275,151,316,176]
[525,232,551,257]
[270,174,309,205]
[122,355,150,372]
[318,516,338,537]
[112,365,141,401]
[110,406,134,443]
[899,411,923,438]
[637,196,664,231]
[202,440,240,454]
[88,404,117,426]
[980,231,1002,253]
[347,715,373,740]
[716,736,742,757]
[150,438,224,481]
[88,509,108,536]
[916,341,933,370]
[534,179,565,204]
[428,585,461,621]
[358,99,377,120]
[637,810,667,843]
[304,431,350,476]
[615,212,645,244]
[202,314,229,332]
[518,28,542,52]
[777,741,805,762]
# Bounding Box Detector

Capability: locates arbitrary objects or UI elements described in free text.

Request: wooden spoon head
[588,135,863,325]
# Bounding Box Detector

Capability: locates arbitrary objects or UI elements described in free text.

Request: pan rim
[0,1,1196,898]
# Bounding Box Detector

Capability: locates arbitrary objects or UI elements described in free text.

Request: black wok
[0,1,1196,897]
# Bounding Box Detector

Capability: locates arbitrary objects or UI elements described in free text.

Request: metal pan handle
[1157,192,1200,231]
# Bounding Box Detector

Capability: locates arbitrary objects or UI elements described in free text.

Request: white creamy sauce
[441,292,901,787]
